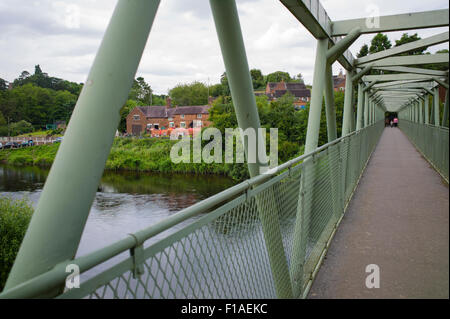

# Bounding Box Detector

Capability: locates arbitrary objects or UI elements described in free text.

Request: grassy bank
[0,137,304,181]
[0,138,252,181]
[0,197,34,291]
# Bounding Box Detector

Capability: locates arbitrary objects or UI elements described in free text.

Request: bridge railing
[0,121,384,299]
[399,120,449,182]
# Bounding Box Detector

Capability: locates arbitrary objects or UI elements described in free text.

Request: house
[333,70,346,91]
[260,80,311,108]
[126,97,212,136]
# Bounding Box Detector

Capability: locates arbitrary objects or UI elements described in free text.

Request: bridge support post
[4,0,161,294]
[364,91,369,128]
[424,94,430,124]
[443,86,449,127]
[290,38,328,298]
[342,70,355,136]
[356,83,364,130]
[433,87,440,126]
[210,0,293,299]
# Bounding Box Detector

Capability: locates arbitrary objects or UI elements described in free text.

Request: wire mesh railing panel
[399,120,449,181]
[1,121,384,299]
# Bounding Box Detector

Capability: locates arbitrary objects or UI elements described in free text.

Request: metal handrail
[0,122,378,299]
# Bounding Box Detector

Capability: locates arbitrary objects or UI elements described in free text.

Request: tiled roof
[174,105,210,115]
[137,105,210,118]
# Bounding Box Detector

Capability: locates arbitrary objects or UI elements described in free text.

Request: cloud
[0,0,448,94]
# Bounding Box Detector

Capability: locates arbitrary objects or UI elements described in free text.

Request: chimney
[208,96,214,105]
[166,96,171,108]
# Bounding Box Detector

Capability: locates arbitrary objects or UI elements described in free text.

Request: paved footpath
[309,127,449,299]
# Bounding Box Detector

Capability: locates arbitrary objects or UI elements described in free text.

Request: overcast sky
[0,0,448,94]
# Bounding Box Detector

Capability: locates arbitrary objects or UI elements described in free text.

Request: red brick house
[126,97,212,135]
[259,80,311,108]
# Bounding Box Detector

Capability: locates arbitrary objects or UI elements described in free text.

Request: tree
[0,78,7,91]
[10,120,34,136]
[128,77,152,105]
[250,69,265,89]
[293,73,305,84]
[220,72,230,96]
[169,81,208,106]
[395,33,425,55]
[357,44,369,58]
[265,71,292,83]
[369,33,392,54]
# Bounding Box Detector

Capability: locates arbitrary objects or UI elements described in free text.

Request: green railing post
[434,87,440,126]
[325,63,337,141]
[342,70,355,136]
[209,0,293,299]
[290,38,328,298]
[364,90,369,127]
[4,0,161,294]
[356,83,364,130]
[443,86,449,127]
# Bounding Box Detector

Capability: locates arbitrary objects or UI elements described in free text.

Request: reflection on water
[0,165,236,256]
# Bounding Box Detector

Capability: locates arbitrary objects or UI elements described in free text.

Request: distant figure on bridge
[393,117,398,127]
[390,120,394,128]
[385,118,390,127]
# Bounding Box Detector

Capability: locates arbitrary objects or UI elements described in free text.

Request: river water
[0,164,236,257]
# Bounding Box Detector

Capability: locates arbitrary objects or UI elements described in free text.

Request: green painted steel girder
[373,66,448,77]
[4,0,161,294]
[359,53,449,68]
[352,64,374,82]
[210,0,294,299]
[331,9,449,36]
[326,27,361,64]
[355,31,449,65]
[363,73,446,83]
[279,0,354,70]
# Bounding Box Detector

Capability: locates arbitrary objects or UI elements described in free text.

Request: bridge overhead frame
[2,0,449,299]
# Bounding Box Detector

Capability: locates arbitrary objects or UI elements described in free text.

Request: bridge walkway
[309,127,449,298]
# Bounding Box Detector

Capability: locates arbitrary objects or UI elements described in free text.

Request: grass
[0,137,304,182]
[0,197,34,292]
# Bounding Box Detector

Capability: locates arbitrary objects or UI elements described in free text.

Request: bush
[0,197,34,291]
[9,120,34,136]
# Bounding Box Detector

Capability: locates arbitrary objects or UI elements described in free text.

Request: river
[0,164,236,257]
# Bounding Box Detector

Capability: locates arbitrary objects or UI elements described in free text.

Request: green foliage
[0,197,34,291]
[128,77,152,104]
[250,69,265,90]
[369,33,392,54]
[0,78,7,91]
[12,65,82,95]
[395,33,425,55]
[357,44,369,58]
[265,71,292,84]
[10,120,34,136]
[169,81,209,106]
[0,83,77,129]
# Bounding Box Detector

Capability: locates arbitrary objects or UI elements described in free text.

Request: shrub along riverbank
[0,197,34,291]
[0,137,304,182]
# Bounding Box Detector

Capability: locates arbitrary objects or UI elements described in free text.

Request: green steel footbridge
[1,0,448,299]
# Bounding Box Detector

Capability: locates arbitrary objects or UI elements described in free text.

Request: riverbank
[0,138,251,181]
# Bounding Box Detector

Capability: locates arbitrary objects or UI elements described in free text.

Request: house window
[180,114,185,119]
[168,117,173,121]
[197,114,202,119]
[193,120,202,128]
[133,115,140,121]
[169,122,175,128]
[154,123,159,130]
[146,124,152,129]
[180,122,186,128]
